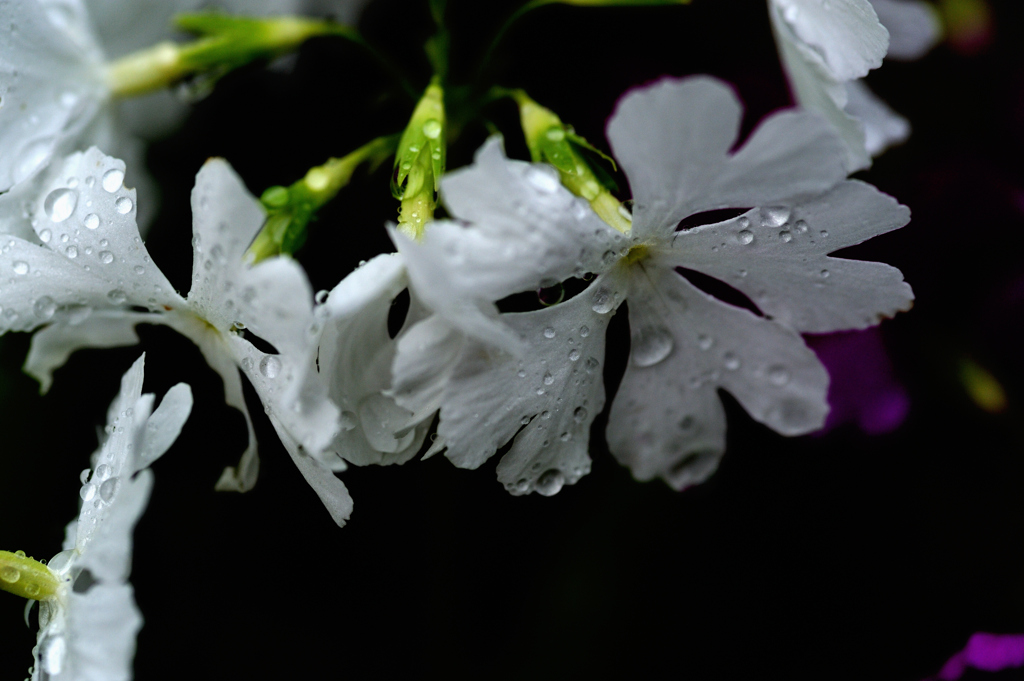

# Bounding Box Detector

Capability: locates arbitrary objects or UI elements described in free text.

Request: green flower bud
[393,80,446,240]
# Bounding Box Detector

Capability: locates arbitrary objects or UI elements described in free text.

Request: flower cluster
[0,0,933,676]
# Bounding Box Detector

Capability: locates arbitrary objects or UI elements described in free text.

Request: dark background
[2,0,1024,679]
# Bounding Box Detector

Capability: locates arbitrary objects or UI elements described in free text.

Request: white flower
[0,147,351,525]
[391,77,914,494]
[25,353,192,681]
[768,0,940,169]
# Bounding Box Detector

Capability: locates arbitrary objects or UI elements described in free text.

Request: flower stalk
[0,550,59,601]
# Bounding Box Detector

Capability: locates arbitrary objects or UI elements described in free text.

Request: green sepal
[569,137,619,193]
[248,135,399,263]
[392,81,446,202]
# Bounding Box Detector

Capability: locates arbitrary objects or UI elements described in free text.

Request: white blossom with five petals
[390,76,914,494]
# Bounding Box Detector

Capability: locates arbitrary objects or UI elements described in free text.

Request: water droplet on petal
[760,206,791,227]
[525,166,559,194]
[315,290,329,305]
[107,289,127,304]
[779,230,792,243]
[767,365,791,386]
[65,245,77,258]
[115,197,133,214]
[820,269,830,278]
[584,356,600,373]
[259,355,281,379]
[38,228,51,243]
[535,469,566,496]
[99,477,119,503]
[736,230,754,245]
[32,296,56,319]
[99,251,113,264]
[80,483,96,502]
[573,406,587,423]
[12,261,28,275]
[80,468,91,484]
[568,349,580,362]
[723,352,741,371]
[83,213,99,230]
[94,464,111,480]
[579,325,590,338]
[697,334,714,351]
[542,372,555,385]
[101,169,124,193]
[631,324,674,367]
[43,188,77,222]
[591,287,615,314]
[543,327,556,339]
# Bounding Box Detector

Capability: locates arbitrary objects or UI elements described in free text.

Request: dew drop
[767,365,791,386]
[115,197,133,214]
[134,265,145,275]
[12,261,28,275]
[79,468,91,484]
[98,477,119,503]
[584,356,600,373]
[631,324,674,367]
[65,245,77,259]
[697,334,714,351]
[579,325,590,338]
[736,229,754,245]
[794,220,809,233]
[542,372,555,386]
[737,216,751,229]
[98,251,113,264]
[543,327,556,339]
[536,281,564,306]
[602,250,617,265]
[591,287,615,314]
[779,230,792,243]
[101,168,124,193]
[541,410,551,420]
[535,469,566,496]
[0,566,20,584]
[573,406,587,423]
[820,269,830,278]
[525,167,559,194]
[79,483,96,502]
[38,228,51,243]
[760,206,791,227]
[315,290,329,305]
[422,119,442,139]
[32,296,56,319]
[723,352,741,371]
[568,349,580,362]
[94,464,111,480]
[107,289,127,304]
[43,188,77,223]
[259,355,281,379]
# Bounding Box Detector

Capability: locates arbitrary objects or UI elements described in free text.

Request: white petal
[439,136,620,287]
[769,1,873,171]
[24,310,149,393]
[56,583,142,681]
[186,158,267,332]
[844,80,910,156]
[607,77,848,238]
[772,0,889,80]
[137,383,194,469]
[870,0,942,60]
[230,334,340,461]
[390,314,465,424]
[273,418,354,527]
[433,280,613,495]
[77,469,153,584]
[666,180,913,333]
[319,254,429,465]
[0,148,180,336]
[606,264,829,489]
[0,0,106,190]
[163,314,260,492]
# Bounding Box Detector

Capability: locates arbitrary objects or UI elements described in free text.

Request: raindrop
[79,469,91,484]
[115,197,133,214]
[737,216,751,229]
[736,230,754,245]
[536,281,564,306]
[101,168,124,193]
[568,349,580,362]
[779,230,792,243]
[0,566,19,585]
[542,372,555,385]
[584,357,600,373]
[760,206,791,227]
[516,369,526,378]
[94,464,111,480]
[723,352,741,371]
[315,290,329,305]
[631,324,674,367]
[572,406,587,423]
[12,261,28,275]
[259,355,281,379]
[520,415,531,425]
[591,287,615,314]
[98,477,119,503]
[602,250,617,265]
[697,334,714,351]
[80,483,96,502]
[43,188,77,222]
[134,265,145,275]
[422,119,442,139]
[525,167,559,194]
[98,251,114,264]
[794,220,809,233]
[820,269,830,278]
[767,365,790,386]
[541,410,551,420]
[535,469,566,496]
[32,296,56,319]
[38,228,51,243]
[65,245,78,258]
[579,325,590,338]
[106,289,127,304]
[819,230,829,238]
[211,244,226,264]
[543,327,556,339]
